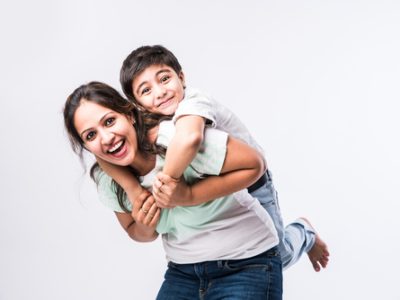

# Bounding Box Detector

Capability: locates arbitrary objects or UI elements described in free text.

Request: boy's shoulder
[185,86,214,100]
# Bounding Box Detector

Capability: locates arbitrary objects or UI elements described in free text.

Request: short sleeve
[156,121,229,177]
[96,171,132,213]
[189,127,228,175]
[173,88,217,127]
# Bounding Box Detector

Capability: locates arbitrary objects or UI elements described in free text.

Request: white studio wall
[0,1,399,299]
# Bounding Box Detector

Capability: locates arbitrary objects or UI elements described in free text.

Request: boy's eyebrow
[135,68,172,95]
[79,112,113,138]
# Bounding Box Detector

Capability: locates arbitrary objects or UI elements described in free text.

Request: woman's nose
[100,130,115,145]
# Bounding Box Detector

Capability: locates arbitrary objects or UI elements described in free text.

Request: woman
[64,81,282,299]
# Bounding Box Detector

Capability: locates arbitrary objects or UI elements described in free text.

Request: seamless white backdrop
[1,1,399,299]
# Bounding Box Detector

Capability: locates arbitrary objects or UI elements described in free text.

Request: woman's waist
[161,215,279,264]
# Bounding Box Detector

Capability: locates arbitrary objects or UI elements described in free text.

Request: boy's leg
[280,218,316,269]
[250,170,318,270]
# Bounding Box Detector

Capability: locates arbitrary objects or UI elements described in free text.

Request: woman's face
[73,100,138,166]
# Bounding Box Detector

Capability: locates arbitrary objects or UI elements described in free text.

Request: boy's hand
[132,190,160,230]
[152,172,193,208]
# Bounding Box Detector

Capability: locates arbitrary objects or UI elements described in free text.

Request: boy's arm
[162,115,205,179]
[153,136,266,207]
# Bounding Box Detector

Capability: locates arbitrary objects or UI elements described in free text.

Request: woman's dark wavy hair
[63,81,169,212]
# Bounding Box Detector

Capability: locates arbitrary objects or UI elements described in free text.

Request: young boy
[103,45,329,271]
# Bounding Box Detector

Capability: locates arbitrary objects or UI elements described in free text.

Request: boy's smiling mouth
[157,96,175,108]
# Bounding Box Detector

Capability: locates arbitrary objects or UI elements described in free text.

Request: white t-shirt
[174,87,265,157]
[97,121,278,263]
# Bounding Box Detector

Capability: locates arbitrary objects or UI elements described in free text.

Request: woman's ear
[126,113,136,125]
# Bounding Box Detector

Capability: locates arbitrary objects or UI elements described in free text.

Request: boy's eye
[105,117,115,126]
[160,75,170,83]
[141,87,150,95]
[86,131,96,141]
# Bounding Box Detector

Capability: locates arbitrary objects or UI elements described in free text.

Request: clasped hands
[132,172,192,228]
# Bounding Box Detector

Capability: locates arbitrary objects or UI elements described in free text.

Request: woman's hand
[152,172,193,208]
[132,190,161,230]
[114,190,160,243]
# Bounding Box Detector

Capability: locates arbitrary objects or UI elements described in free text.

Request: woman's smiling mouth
[107,140,125,155]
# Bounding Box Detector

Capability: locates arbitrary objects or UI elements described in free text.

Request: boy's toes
[312,260,321,272]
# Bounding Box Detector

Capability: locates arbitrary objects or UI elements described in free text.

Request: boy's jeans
[251,170,316,269]
[156,247,282,300]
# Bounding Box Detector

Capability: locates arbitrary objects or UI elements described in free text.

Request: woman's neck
[129,124,160,176]
[130,151,156,176]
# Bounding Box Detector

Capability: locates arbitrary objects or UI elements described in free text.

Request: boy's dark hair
[120,45,182,103]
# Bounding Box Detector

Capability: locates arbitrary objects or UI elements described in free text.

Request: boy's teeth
[109,141,123,152]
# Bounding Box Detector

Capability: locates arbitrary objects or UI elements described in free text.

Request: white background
[1,1,399,299]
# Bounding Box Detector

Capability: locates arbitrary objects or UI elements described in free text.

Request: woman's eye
[105,117,115,126]
[141,87,150,95]
[86,131,96,141]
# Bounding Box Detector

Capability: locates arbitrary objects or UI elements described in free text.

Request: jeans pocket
[223,257,271,272]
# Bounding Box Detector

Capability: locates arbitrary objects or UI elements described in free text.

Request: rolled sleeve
[173,88,217,127]
[96,171,132,212]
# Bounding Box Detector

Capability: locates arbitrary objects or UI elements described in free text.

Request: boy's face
[132,64,185,115]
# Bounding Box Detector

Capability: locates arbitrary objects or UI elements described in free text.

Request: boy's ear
[179,71,186,88]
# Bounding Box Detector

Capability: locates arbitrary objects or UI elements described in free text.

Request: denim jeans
[251,170,316,269]
[156,247,282,300]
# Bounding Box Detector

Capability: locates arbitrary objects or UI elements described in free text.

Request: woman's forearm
[115,212,159,242]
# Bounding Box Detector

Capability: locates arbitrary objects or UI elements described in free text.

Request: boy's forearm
[163,115,205,179]
[189,168,260,205]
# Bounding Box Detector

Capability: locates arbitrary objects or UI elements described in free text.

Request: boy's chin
[157,105,177,116]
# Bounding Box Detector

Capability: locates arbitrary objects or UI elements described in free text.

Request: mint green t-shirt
[97,120,278,263]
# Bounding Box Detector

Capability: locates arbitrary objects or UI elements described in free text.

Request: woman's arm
[97,157,145,203]
[114,191,160,242]
[153,136,266,207]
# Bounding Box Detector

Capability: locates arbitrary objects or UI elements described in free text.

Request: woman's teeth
[108,140,124,153]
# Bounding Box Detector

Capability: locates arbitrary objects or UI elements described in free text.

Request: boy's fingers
[157,172,179,184]
[153,178,163,189]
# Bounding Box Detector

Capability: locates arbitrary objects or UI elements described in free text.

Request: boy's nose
[155,84,167,99]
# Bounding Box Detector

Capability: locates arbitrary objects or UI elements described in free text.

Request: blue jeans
[251,170,316,269]
[156,247,282,300]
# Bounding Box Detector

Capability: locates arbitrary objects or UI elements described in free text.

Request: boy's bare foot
[300,217,330,272]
